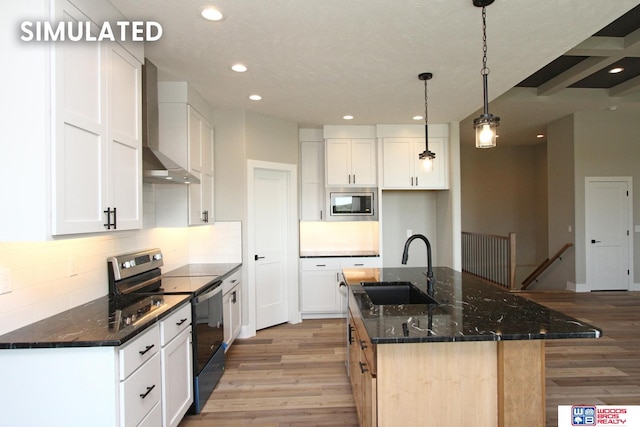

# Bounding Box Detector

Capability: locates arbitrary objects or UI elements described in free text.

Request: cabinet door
[107,43,142,231]
[350,139,376,186]
[223,290,233,346]
[325,139,351,186]
[382,138,413,188]
[414,138,446,189]
[161,327,193,427]
[200,122,215,224]
[51,2,107,235]
[300,264,342,314]
[230,286,242,342]
[188,109,214,225]
[300,141,325,220]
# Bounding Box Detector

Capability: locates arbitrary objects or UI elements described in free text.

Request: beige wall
[573,110,640,286]
[545,115,576,290]
[460,143,546,269]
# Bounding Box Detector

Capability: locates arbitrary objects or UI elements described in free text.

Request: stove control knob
[122,261,131,269]
[153,254,162,261]
[131,260,136,267]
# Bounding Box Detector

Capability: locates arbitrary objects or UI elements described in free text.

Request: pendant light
[418,72,435,172]
[473,0,500,148]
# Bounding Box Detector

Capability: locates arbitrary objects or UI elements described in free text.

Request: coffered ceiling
[110,0,640,146]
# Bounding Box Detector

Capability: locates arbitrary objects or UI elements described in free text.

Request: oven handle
[194,283,223,304]
[119,276,162,295]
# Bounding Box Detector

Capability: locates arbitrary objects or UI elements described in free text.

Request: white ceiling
[110,0,640,146]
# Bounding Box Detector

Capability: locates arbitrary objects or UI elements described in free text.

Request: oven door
[193,283,224,372]
[191,283,224,413]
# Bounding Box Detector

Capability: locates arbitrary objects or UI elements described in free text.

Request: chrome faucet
[401,234,434,295]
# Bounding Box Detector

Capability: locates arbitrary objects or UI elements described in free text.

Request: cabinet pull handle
[139,344,155,355]
[415,177,419,186]
[360,340,367,350]
[139,384,156,399]
[411,177,414,186]
[316,264,326,267]
[354,263,364,266]
[348,174,351,184]
[176,318,188,326]
[113,207,116,229]
[203,210,209,223]
[103,207,116,229]
[320,210,323,220]
[353,174,356,184]
[359,362,368,374]
[349,326,354,344]
[231,291,237,303]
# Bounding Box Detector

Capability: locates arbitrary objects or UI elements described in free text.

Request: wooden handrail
[521,243,573,290]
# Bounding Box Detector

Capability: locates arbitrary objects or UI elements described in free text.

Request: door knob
[254,255,265,260]
[591,239,602,244]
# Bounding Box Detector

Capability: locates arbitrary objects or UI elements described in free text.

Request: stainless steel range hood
[142,59,199,185]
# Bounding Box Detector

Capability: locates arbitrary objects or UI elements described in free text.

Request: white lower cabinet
[300,257,381,317]
[223,270,242,349]
[160,303,194,427]
[0,305,193,427]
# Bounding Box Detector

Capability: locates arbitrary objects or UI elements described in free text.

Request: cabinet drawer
[341,258,381,269]
[160,303,192,346]
[120,352,162,427]
[138,401,162,427]
[119,324,161,380]
[222,269,241,294]
[300,259,341,271]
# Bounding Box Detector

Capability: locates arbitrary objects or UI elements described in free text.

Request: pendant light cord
[481,6,489,76]
[424,76,429,128]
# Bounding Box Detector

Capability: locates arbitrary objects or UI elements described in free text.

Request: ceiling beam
[610,74,640,96]
[537,56,621,96]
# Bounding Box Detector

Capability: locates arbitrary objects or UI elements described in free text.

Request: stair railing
[462,231,517,290]
[521,243,573,290]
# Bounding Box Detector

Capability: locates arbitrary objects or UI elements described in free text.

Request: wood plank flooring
[179,319,358,427]
[179,291,640,427]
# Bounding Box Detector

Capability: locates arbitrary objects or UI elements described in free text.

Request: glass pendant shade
[419,152,434,172]
[474,114,499,148]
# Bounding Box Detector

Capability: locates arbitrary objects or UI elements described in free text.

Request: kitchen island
[343,266,601,427]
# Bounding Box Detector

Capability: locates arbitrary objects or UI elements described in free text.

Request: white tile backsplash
[0,221,242,336]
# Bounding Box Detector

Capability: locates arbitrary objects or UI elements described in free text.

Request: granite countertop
[0,294,191,349]
[300,250,380,258]
[344,266,602,344]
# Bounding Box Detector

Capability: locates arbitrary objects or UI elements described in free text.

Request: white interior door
[253,168,289,330]
[585,178,632,291]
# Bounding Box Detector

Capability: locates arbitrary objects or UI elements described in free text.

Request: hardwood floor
[179,291,640,427]
[179,319,358,427]
[521,290,640,427]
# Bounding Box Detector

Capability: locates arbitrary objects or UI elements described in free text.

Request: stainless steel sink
[361,281,438,305]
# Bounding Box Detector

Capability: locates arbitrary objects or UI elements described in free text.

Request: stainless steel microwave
[327,188,377,221]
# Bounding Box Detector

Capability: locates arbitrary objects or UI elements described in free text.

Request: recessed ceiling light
[413,115,423,121]
[343,115,354,120]
[249,94,262,101]
[231,63,248,73]
[200,6,224,21]
[609,67,624,74]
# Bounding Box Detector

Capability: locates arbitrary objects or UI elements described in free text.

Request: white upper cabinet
[299,129,325,221]
[379,124,449,190]
[325,139,376,187]
[324,126,377,187]
[156,83,214,227]
[0,0,143,239]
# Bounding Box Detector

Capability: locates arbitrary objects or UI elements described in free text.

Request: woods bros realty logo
[20,20,162,42]
[558,405,640,426]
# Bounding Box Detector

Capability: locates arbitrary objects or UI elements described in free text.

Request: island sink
[361,281,438,305]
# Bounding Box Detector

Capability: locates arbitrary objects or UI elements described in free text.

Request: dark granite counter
[344,266,602,344]
[300,250,380,258]
[0,294,191,349]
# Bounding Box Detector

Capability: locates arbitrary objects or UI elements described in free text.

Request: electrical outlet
[406,229,413,238]
[0,268,12,295]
